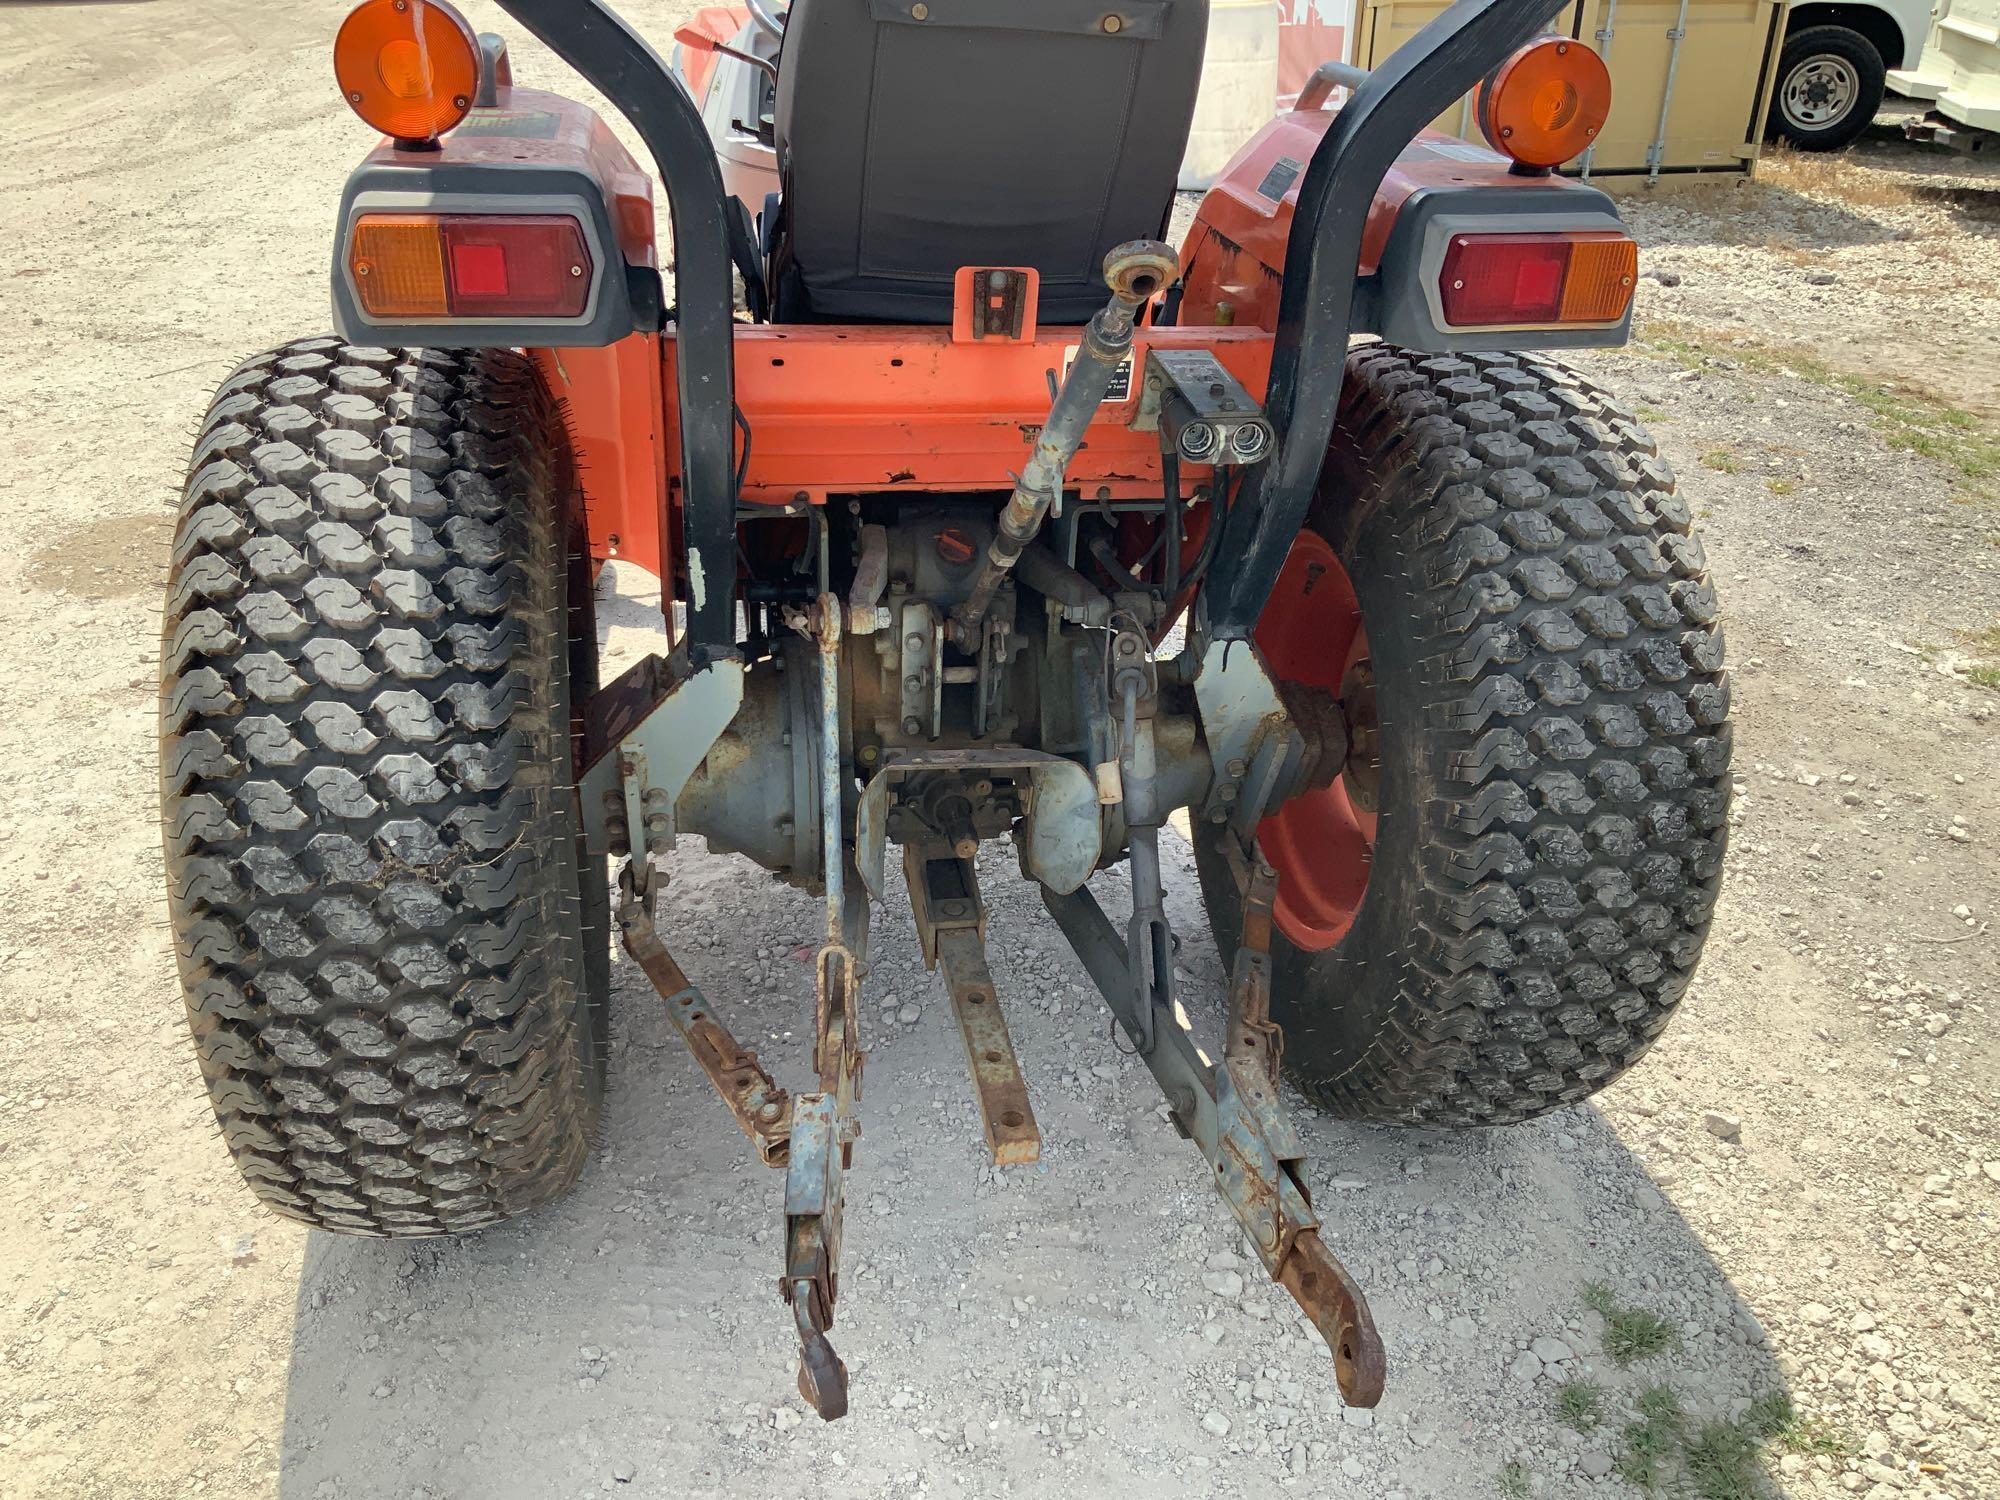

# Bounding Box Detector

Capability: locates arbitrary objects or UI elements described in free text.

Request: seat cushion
[772,0,1207,323]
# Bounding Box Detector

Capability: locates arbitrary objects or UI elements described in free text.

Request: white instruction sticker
[1060,346,1135,403]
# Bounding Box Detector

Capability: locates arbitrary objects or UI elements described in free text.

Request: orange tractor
[161,0,1730,1420]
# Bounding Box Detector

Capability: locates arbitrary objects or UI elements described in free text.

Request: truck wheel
[1768,25,1885,151]
[1194,348,1730,1126]
[161,338,607,1234]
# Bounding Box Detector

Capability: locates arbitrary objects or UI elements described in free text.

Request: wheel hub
[1252,531,1377,952]
[1782,55,1857,129]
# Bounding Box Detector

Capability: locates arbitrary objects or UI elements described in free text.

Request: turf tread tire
[161,338,604,1236]
[1194,347,1730,1127]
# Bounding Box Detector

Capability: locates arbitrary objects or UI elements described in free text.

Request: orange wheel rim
[1255,532,1376,952]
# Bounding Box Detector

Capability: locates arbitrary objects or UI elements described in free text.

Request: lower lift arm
[1050,630,1387,1406]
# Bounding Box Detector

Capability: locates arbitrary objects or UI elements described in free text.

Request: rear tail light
[1438,232,1636,328]
[348,213,593,319]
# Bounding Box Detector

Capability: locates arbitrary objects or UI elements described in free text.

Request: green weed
[1617,1414,1677,1490]
[1557,1379,1605,1432]
[1684,1419,1765,1500]
[1747,1392,1856,1458]
[1604,1307,1677,1365]
[1961,622,2000,693]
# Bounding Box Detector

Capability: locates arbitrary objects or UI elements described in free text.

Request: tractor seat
[770,0,1208,324]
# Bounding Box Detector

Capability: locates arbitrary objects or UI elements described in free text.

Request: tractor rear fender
[329,85,661,349]
[328,82,677,585]
[1178,109,1635,353]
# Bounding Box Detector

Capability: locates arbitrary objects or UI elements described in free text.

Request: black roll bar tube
[494,0,742,655]
[1196,0,1564,642]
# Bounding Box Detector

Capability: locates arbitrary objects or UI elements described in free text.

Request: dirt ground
[2,3,1997,1498]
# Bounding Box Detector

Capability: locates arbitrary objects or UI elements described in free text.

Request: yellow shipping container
[1349,0,1787,179]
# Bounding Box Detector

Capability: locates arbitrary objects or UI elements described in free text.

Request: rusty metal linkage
[907,844,1041,1166]
[1041,850,1387,1408]
[948,239,1180,646]
[1215,848,1385,1403]
[616,874,793,1166]
[603,582,1382,1415]
[612,592,865,1422]
[779,593,865,1421]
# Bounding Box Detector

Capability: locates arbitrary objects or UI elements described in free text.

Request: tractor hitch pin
[1041,850,1387,1407]
[950,239,1180,646]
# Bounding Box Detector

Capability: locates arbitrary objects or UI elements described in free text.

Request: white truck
[1768,0,1937,148]
[1887,0,2000,145]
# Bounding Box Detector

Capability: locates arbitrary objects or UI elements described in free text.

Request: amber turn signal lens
[350,214,449,316]
[1476,37,1612,170]
[334,0,480,143]
[1559,235,1639,322]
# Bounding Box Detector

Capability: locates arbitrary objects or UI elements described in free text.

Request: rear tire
[1768,26,1884,151]
[1194,348,1731,1127]
[161,338,607,1235]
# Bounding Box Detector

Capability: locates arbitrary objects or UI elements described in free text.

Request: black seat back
[771,0,1207,324]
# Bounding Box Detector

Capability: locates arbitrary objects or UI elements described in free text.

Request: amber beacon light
[334,0,482,144]
[1476,36,1613,170]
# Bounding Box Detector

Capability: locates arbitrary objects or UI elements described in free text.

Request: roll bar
[492,0,1563,655]
[743,0,788,41]
[494,0,743,655]
[1196,0,1565,642]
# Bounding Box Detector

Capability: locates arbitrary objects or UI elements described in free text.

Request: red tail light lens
[349,213,593,319]
[1438,232,1636,327]
[442,217,592,316]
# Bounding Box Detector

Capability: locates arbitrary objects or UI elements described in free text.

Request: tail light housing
[1438,231,1636,328]
[348,212,594,320]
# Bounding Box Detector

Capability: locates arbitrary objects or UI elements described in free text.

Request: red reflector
[1437,232,1636,328]
[448,240,510,298]
[439,216,592,317]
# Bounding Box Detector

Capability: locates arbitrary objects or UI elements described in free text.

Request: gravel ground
[1,4,1995,1499]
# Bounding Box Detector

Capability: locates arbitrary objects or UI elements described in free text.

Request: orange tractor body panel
[552,324,1276,587]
